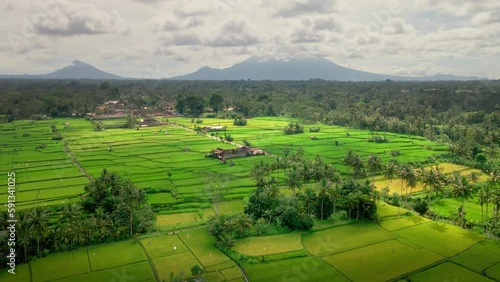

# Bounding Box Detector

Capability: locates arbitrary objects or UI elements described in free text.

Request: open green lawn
[486,263,500,281]
[245,256,348,282]
[233,232,303,257]
[87,241,147,271]
[53,261,156,282]
[303,222,396,256]
[220,266,243,280]
[379,215,430,231]
[377,201,411,218]
[409,262,493,282]
[141,234,189,259]
[30,248,90,282]
[0,264,30,282]
[152,251,200,281]
[434,196,484,223]
[0,119,89,209]
[323,240,443,282]
[178,228,232,268]
[394,222,484,257]
[451,239,500,273]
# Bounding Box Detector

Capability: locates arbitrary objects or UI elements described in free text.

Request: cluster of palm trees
[0,169,156,266]
[247,151,378,223]
[382,160,500,234]
[342,150,384,179]
[1,203,117,263]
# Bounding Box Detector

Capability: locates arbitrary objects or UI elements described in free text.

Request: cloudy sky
[0,0,499,78]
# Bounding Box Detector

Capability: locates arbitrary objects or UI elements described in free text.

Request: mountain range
[0,57,483,81]
[0,60,122,80]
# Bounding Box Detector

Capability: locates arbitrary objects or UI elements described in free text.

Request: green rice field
[4,202,499,282]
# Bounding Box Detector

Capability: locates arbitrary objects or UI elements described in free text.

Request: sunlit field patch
[30,248,90,282]
[233,232,303,257]
[409,262,492,282]
[451,239,500,273]
[87,240,147,271]
[303,222,396,257]
[140,234,189,259]
[394,222,484,257]
[53,262,156,282]
[379,215,430,231]
[245,256,348,282]
[152,251,200,281]
[178,228,233,268]
[323,240,443,282]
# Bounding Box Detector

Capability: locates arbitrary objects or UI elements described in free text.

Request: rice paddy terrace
[1,117,499,281]
[1,117,448,218]
[1,203,499,282]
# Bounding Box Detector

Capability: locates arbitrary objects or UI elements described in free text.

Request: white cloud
[32,2,131,36]
[0,0,497,78]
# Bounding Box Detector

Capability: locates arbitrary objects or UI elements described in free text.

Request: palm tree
[351,155,365,179]
[330,183,343,217]
[17,211,32,262]
[318,179,331,220]
[478,187,489,232]
[273,156,285,182]
[93,208,112,240]
[264,177,280,199]
[367,154,383,177]
[216,234,235,250]
[233,214,253,237]
[342,150,355,173]
[469,171,480,185]
[286,165,302,194]
[120,181,147,236]
[488,166,499,230]
[301,188,317,215]
[491,189,500,232]
[312,158,325,188]
[61,203,82,249]
[431,165,446,215]
[397,164,409,214]
[31,207,50,254]
[300,161,313,189]
[384,159,398,191]
[451,173,473,228]
[345,192,359,221]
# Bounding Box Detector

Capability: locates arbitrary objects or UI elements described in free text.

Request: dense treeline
[1,79,498,164]
[0,170,155,267]
[207,152,378,249]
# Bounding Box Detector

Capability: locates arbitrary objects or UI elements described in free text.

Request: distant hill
[0,60,122,80]
[171,57,481,81]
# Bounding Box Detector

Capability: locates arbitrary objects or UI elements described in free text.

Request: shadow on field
[429,222,448,233]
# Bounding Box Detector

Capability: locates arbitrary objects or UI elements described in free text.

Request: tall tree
[367,154,383,177]
[451,172,473,228]
[209,93,224,113]
[30,207,50,254]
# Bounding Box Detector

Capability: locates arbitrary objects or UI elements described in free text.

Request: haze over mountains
[0,60,122,80]
[0,57,482,81]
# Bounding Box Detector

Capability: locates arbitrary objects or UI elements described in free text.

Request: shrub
[52,133,63,140]
[368,134,389,143]
[234,116,247,126]
[309,126,320,132]
[390,150,400,157]
[225,134,234,142]
[22,132,30,137]
[413,199,429,216]
[284,122,304,135]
